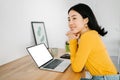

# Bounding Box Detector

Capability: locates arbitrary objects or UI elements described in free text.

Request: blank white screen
[27,44,53,67]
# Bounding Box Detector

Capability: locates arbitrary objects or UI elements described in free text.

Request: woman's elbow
[71,65,83,72]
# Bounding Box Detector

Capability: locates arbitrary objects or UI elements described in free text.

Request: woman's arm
[69,33,94,72]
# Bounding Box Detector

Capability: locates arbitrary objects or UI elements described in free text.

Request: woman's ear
[84,17,89,24]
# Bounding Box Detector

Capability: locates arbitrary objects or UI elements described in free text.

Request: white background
[0,0,120,65]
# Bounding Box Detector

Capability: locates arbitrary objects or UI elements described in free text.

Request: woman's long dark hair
[68,3,108,36]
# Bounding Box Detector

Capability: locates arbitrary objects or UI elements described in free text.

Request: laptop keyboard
[44,59,63,69]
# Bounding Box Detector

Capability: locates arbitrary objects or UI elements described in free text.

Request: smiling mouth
[70,29,74,31]
[70,28,75,31]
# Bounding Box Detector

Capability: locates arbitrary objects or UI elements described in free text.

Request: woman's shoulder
[81,30,99,39]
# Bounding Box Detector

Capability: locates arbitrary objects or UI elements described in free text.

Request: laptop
[26,43,70,72]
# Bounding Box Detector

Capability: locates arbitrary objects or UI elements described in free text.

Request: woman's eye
[68,17,76,21]
[73,18,76,20]
[68,17,70,21]
[68,19,70,21]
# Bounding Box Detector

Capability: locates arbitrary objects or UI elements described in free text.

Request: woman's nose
[69,21,74,28]
[69,20,73,24]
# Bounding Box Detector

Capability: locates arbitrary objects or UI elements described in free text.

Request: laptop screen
[27,44,53,67]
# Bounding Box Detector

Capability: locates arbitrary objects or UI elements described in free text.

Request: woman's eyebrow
[71,15,77,17]
[68,15,77,18]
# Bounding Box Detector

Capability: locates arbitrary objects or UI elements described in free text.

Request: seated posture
[66,3,119,80]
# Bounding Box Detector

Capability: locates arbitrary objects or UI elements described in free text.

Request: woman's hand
[66,31,80,40]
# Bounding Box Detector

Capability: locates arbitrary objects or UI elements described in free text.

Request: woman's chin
[73,31,80,34]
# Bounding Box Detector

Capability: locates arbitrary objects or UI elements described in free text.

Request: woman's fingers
[66,31,78,40]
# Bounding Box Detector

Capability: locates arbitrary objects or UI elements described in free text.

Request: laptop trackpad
[54,59,70,72]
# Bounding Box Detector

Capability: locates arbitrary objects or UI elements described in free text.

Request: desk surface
[0,49,85,80]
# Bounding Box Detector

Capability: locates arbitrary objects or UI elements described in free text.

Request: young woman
[66,3,119,80]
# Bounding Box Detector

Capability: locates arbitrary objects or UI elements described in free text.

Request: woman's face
[68,10,88,34]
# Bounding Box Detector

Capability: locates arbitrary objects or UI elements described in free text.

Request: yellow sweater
[69,30,117,76]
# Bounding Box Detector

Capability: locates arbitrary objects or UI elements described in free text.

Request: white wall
[95,0,120,56]
[0,0,120,65]
[0,0,69,66]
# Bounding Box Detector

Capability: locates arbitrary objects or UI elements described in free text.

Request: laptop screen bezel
[26,43,54,67]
